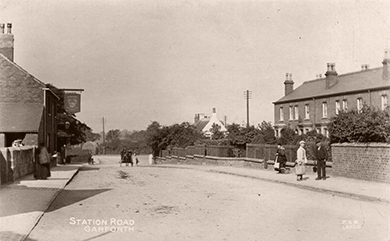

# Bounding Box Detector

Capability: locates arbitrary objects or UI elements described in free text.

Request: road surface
[27,155,390,241]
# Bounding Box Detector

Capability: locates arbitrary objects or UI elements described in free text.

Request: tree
[85,129,101,142]
[105,129,121,151]
[210,123,225,140]
[106,129,121,142]
[252,121,277,144]
[278,127,297,145]
[328,106,390,143]
[145,121,164,157]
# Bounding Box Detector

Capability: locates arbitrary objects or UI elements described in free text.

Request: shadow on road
[79,166,101,172]
[0,231,38,241]
[46,188,111,213]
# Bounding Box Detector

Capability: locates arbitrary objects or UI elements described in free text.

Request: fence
[160,143,332,163]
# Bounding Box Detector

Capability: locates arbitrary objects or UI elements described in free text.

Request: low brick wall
[155,155,329,175]
[332,143,390,183]
[0,146,35,184]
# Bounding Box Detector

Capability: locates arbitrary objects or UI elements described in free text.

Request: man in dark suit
[315,140,328,180]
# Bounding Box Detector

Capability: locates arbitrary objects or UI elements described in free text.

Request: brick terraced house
[0,23,59,153]
[273,52,390,138]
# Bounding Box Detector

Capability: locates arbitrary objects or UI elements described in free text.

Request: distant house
[194,108,227,138]
[0,23,59,153]
[273,52,390,138]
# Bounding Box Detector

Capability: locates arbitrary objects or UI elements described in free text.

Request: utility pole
[102,117,105,144]
[244,90,252,127]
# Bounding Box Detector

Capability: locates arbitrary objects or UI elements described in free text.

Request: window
[304,104,310,119]
[335,100,340,115]
[294,105,299,120]
[382,95,388,110]
[322,102,328,118]
[342,99,348,111]
[289,106,293,120]
[279,107,284,121]
[357,98,363,112]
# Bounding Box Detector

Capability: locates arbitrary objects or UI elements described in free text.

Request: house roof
[194,118,210,132]
[0,102,43,132]
[274,66,390,104]
[0,53,46,87]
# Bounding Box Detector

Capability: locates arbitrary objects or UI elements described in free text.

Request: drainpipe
[43,88,47,147]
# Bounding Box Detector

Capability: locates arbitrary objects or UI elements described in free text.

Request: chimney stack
[194,114,200,123]
[383,50,390,80]
[284,73,294,96]
[325,63,338,89]
[6,23,12,34]
[0,23,14,61]
[361,64,369,71]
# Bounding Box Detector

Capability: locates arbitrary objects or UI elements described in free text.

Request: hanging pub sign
[64,93,81,113]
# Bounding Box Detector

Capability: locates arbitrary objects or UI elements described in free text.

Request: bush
[328,106,390,143]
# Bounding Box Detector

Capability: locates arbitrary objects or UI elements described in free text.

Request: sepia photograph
[0,0,389,240]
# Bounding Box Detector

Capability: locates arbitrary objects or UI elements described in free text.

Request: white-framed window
[324,128,328,137]
[357,98,363,112]
[304,104,310,119]
[335,100,341,115]
[342,99,348,111]
[294,105,299,120]
[279,107,284,121]
[381,95,388,110]
[289,106,293,120]
[322,102,328,118]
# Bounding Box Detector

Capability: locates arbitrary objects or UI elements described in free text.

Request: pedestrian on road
[274,142,287,174]
[295,140,307,181]
[315,139,328,180]
[123,150,133,167]
[34,142,51,180]
[134,152,139,166]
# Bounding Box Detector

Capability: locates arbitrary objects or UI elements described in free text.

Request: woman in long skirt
[295,140,308,181]
[34,143,51,179]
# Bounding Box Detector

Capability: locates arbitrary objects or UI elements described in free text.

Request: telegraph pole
[244,90,252,127]
[102,117,105,144]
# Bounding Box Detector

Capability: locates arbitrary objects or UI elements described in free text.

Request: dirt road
[28,155,390,241]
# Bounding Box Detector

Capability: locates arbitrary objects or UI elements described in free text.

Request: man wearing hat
[315,139,328,180]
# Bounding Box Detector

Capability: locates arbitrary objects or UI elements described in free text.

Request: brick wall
[332,143,390,183]
[0,146,35,184]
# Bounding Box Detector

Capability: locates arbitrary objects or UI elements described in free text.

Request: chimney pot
[0,24,4,34]
[285,73,289,80]
[289,73,292,80]
[212,108,216,113]
[6,23,12,34]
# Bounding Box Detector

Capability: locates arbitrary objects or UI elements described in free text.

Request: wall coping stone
[331,143,390,148]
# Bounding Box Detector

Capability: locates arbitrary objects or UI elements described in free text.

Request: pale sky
[1,0,389,133]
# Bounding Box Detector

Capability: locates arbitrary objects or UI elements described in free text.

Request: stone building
[273,52,390,137]
[0,23,59,153]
